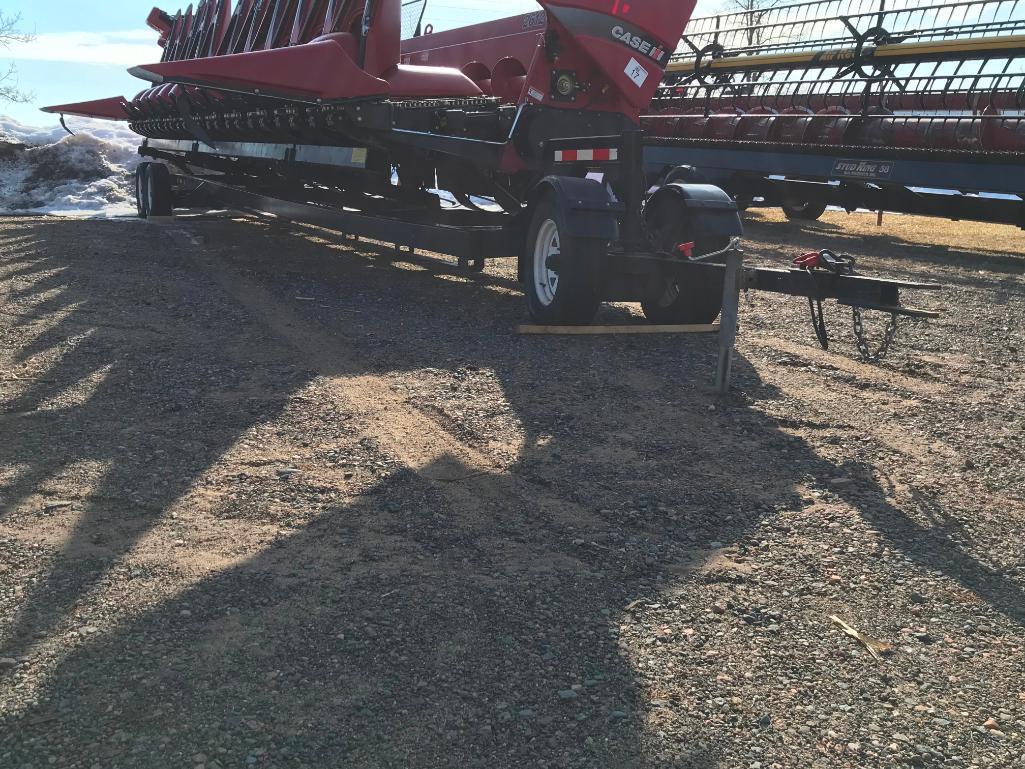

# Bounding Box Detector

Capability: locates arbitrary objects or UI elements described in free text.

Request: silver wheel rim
[533,219,560,307]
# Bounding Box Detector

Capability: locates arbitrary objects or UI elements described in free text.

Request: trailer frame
[138,124,941,393]
[643,137,1025,228]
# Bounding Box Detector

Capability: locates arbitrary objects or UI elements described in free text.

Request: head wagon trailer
[43,0,941,389]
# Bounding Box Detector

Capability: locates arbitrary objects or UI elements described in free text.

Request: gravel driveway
[0,210,1022,769]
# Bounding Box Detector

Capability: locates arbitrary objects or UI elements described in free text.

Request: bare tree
[722,0,788,50]
[0,11,34,103]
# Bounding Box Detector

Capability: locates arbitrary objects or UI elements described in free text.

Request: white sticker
[527,86,545,102]
[624,58,649,88]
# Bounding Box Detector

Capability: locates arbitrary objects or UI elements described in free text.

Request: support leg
[715,248,744,394]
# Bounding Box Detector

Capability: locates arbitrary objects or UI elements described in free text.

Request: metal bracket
[459,256,486,272]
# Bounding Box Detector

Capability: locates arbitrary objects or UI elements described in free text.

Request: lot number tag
[625,58,649,87]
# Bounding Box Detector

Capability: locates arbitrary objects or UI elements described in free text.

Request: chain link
[852,307,899,362]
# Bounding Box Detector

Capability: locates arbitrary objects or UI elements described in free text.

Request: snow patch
[0,116,142,218]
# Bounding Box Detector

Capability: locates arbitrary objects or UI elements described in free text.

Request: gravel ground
[0,209,1022,769]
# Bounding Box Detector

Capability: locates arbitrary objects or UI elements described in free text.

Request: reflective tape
[553,148,619,162]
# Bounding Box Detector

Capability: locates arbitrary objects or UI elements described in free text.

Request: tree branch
[0,11,34,103]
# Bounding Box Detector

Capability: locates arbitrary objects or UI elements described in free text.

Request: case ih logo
[611,25,667,65]
[522,11,547,29]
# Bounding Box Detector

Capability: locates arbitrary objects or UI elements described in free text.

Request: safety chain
[852,307,899,362]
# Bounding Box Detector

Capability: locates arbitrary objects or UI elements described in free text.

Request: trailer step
[517,324,720,335]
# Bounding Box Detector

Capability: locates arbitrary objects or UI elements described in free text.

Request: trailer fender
[646,182,744,240]
[531,176,621,240]
[663,165,705,185]
[519,176,621,282]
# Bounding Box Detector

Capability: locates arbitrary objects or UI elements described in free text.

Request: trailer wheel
[782,199,827,221]
[135,162,151,219]
[146,163,174,217]
[641,198,726,325]
[524,192,601,325]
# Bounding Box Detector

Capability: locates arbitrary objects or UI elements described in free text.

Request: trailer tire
[641,196,726,325]
[782,199,827,221]
[146,163,174,217]
[135,162,151,219]
[524,192,601,325]
[664,166,704,185]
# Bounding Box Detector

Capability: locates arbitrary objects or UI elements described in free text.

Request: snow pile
[0,116,142,218]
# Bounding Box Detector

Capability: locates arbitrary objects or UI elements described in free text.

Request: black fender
[520,175,621,281]
[529,176,621,240]
[646,182,744,240]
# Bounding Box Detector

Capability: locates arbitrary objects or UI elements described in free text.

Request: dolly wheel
[782,199,827,221]
[135,162,151,219]
[146,163,175,217]
[524,192,600,325]
[641,197,726,325]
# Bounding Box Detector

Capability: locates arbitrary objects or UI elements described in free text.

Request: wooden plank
[517,323,719,336]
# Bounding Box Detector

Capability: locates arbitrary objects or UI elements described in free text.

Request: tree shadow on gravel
[831,463,1025,626]
[0,219,312,659]
[1,217,1022,769]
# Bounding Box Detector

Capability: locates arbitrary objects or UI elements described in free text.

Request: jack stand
[715,245,744,394]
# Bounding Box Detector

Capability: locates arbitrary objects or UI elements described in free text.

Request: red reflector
[677,242,695,258]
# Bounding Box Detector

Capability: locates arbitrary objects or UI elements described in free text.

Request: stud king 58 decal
[610,25,667,65]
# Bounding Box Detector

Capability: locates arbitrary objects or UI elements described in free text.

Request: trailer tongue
[42,0,939,390]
